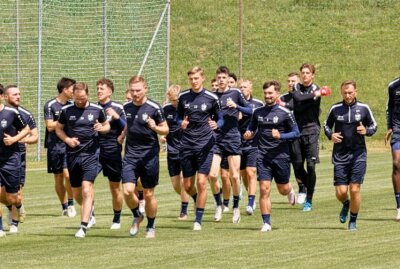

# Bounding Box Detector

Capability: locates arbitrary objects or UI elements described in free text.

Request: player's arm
[276,112,300,140]
[148,120,169,135]
[45,119,57,132]
[20,127,39,144]
[244,111,258,140]
[362,106,378,137]
[3,125,30,146]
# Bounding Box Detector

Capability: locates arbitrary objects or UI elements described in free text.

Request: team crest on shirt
[88,113,94,121]
[273,116,279,124]
[1,119,7,128]
[355,112,361,122]
[227,97,232,104]
[142,113,149,121]
[201,103,207,111]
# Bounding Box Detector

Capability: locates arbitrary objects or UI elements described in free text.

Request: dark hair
[57,77,76,94]
[216,66,230,75]
[96,77,114,92]
[211,78,217,83]
[300,63,315,74]
[262,80,281,92]
[229,72,237,82]
[341,80,357,90]
[0,83,4,95]
[73,82,89,94]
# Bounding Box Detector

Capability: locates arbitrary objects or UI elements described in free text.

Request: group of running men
[3,62,400,238]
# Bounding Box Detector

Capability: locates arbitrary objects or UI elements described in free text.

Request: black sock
[113,209,122,223]
[147,217,155,229]
[68,199,74,206]
[349,212,358,223]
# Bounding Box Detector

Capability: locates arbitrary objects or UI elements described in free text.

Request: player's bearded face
[5,87,21,107]
[74,90,88,108]
[264,86,278,105]
[130,82,147,104]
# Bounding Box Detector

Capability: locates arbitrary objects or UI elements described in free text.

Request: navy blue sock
[248,195,255,207]
[349,212,358,223]
[191,193,197,203]
[395,192,400,208]
[0,216,3,230]
[62,203,68,210]
[68,198,74,206]
[11,219,19,227]
[223,199,229,208]
[138,191,144,200]
[181,202,189,214]
[113,209,121,223]
[213,193,222,206]
[146,217,155,229]
[131,206,142,218]
[195,208,205,224]
[262,214,271,225]
[233,195,240,209]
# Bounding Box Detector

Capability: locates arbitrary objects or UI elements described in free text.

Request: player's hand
[243,130,253,140]
[65,137,80,148]
[106,107,119,120]
[159,136,167,143]
[320,86,331,96]
[3,133,16,146]
[272,128,280,139]
[94,120,103,132]
[356,122,366,135]
[226,99,237,109]
[385,129,393,146]
[147,117,156,130]
[117,133,125,145]
[181,116,189,129]
[331,132,343,144]
[208,118,217,130]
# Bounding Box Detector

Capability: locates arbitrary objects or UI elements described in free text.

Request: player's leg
[274,158,296,206]
[259,180,272,232]
[303,133,320,211]
[209,154,223,221]
[221,164,231,213]
[228,155,241,223]
[143,187,157,239]
[54,173,68,215]
[334,162,350,224]
[109,181,123,229]
[348,183,361,231]
[391,145,400,220]
[64,167,76,217]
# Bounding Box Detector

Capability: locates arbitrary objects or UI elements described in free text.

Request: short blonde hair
[165,84,181,103]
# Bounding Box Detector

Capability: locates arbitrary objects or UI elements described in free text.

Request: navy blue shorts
[216,132,242,156]
[67,153,99,188]
[257,156,291,184]
[167,153,181,177]
[0,153,21,194]
[180,147,213,178]
[240,147,258,170]
[99,155,122,182]
[122,153,159,189]
[47,148,67,174]
[391,141,400,152]
[291,133,320,164]
[334,160,366,186]
[20,151,26,186]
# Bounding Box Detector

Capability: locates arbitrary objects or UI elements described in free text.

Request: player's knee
[392,160,400,173]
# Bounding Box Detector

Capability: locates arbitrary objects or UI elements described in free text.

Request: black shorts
[257,156,291,184]
[67,153,100,188]
[122,153,159,189]
[180,147,214,178]
[99,155,122,182]
[0,152,21,194]
[334,160,366,186]
[47,148,67,174]
[240,147,258,170]
[291,133,320,164]
[167,154,181,177]
[20,151,26,186]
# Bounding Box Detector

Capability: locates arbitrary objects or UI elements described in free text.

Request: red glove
[320,86,331,96]
[275,98,281,105]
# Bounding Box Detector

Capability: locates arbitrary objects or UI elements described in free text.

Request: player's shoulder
[229,87,242,95]
[251,98,264,106]
[179,89,191,98]
[18,106,33,116]
[110,101,124,110]
[4,106,19,114]
[146,99,162,110]
[276,104,292,114]
[89,103,103,110]
[163,103,173,109]
[388,77,400,90]
[355,100,372,110]
[44,98,57,108]
[61,103,74,111]
[204,89,218,100]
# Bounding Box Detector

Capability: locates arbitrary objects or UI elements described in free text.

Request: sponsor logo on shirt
[126,113,131,119]
[69,116,76,120]
[337,115,344,121]
[257,116,264,122]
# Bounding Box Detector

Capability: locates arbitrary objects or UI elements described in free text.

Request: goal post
[0,0,170,160]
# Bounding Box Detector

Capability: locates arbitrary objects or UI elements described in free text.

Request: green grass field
[1,149,398,269]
